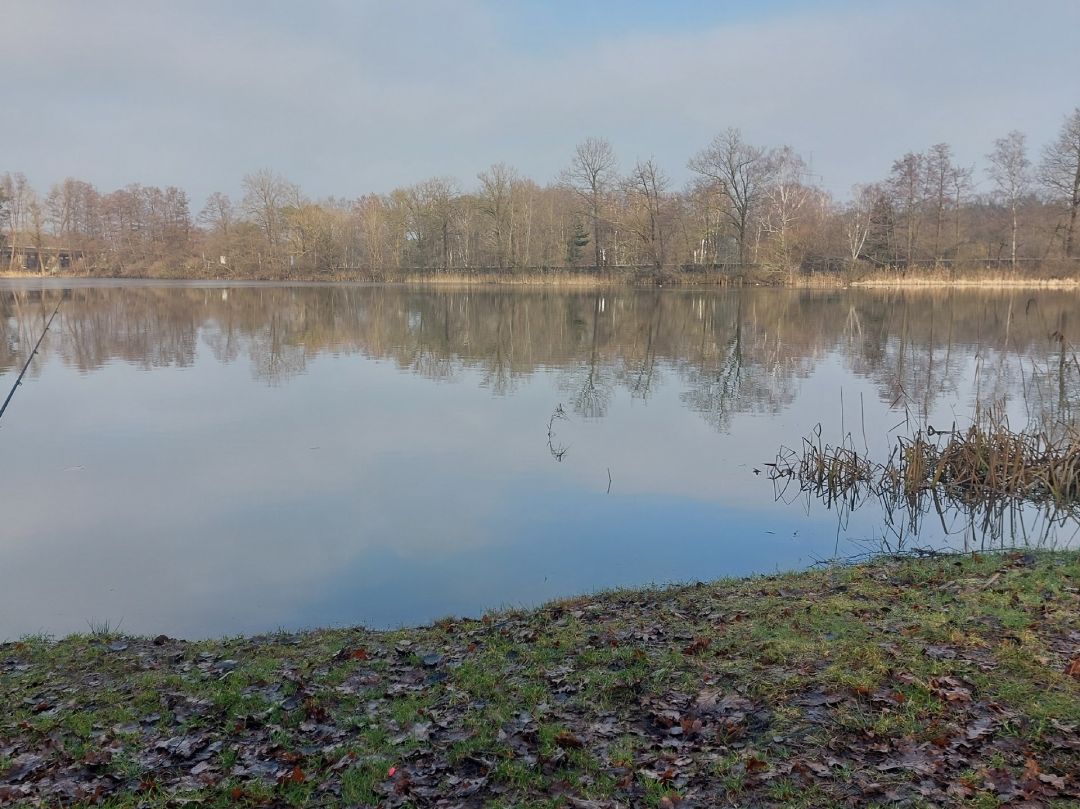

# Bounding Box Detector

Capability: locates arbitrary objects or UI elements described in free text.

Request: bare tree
[688,128,778,266]
[159,186,192,251]
[844,184,880,269]
[428,178,458,270]
[622,158,669,268]
[509,178,539,268]
[1039,107,1080,258]
[477,163,518,269]
[887,152,925,267]
[403,177,458,270]
[199,192,235,236]
[562,137,617,269]
[354,195,388,271]
[46,182,75,240]
[0,183,8,251]
[761,146,814,273]
[923,143,955,262]
[241,169,295,267]
[29,197,48,274]
[2,173,33,271]
[950,163,974,257]
[283,185,316,269]
[987,130,1031,268]
[198,192,236,272]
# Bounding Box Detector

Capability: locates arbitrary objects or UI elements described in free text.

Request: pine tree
[566,219,590,266]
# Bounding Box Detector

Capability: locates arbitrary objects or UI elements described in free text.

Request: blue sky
[2,0,1078,208]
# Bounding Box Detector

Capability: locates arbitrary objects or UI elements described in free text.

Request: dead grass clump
[929,425,1080,505]
[768,433,877,513]
[773,422,1080,514]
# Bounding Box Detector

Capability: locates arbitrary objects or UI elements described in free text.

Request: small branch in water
[547,404,569,462]
[606,467,612,494]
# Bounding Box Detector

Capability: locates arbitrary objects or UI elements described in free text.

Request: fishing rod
[0,298,63,423]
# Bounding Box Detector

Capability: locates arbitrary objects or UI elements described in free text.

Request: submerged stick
[0,298,62,423]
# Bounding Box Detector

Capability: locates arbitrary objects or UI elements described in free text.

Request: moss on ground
[1,551,1078,807]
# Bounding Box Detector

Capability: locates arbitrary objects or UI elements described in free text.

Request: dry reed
[772,421,1080,512]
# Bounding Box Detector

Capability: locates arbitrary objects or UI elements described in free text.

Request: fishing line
[0,298,63,423]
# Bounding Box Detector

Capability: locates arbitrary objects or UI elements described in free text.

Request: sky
[3,0,1079,208]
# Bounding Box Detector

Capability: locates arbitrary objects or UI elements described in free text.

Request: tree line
[2,107,1078,279]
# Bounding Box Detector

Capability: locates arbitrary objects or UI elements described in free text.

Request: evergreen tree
[566,218,590,266]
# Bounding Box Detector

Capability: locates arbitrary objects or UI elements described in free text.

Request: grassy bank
[2,552,1079,807]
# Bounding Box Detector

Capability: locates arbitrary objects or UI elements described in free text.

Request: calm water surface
[1,281,1077,639]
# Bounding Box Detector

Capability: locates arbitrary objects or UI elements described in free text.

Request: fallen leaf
[984,767,1022,800]
[1,755,43,783]
[639,765,675,782]
[876,748,938,776]
[83,749,112,768]
[329,752,357,772]
[555,731,584,749]
[981,572,1002,589]
[277,765,305,785]
[1038,772,1067,789]
[682,637,711,655]
[923,645,957,660]
[964,715,997,741]
[745,754,768,773]
[929,675,972,703]
[800,759,831,777]
[717,694,754,713]
[679,716,703,737]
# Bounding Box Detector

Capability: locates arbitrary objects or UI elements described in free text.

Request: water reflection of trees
[677,294,816,430]
[844,293,1078,431]
[1,285,1077,427]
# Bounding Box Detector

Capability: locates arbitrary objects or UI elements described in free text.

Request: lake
[1,281,1077,639]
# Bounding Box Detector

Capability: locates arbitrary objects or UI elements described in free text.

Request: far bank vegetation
[2,107,1079,284]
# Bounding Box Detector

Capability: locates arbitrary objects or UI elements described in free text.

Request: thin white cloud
[1,0,1077,204]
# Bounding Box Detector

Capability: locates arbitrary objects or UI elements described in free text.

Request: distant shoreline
[3,268,1080,290]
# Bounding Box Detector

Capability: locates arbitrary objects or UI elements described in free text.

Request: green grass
[1,551,1078,807]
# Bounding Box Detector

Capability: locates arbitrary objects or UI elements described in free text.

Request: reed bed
[849,274,1080,289]
[399,270,625,287]
[768,432,877,512]
[7,266,1080,288]
[770,420,1080,523]
[888,425,1080,506]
